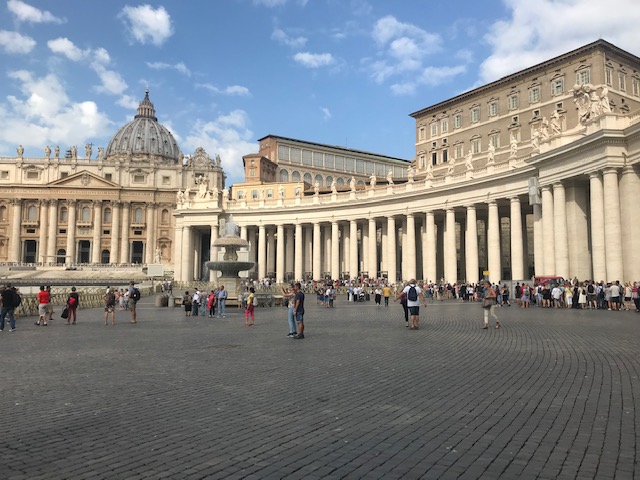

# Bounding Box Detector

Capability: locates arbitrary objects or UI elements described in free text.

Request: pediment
[47,170,120,189]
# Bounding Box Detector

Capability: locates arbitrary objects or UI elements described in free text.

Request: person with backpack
[245,287,256,327]
[128,281,140,324]
[66,286,79,325]
[0,283,19,332]
[104,287,116,325]
[36,285,50,326]
[481,281,500,329]
[396,279,426,330]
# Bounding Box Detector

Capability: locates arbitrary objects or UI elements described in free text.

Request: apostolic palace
[1,40,639,286]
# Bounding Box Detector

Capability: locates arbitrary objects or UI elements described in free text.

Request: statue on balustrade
[349,177,356,192]
[466,150,475,170]
[369,174,376,188]
[550,110,561,135]
[54,146,60,159]
[16,145,23,158]
[44,145,51,159]
[386,169,394,185]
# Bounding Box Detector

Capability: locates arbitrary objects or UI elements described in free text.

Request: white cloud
[182,110,256,183]
[0,70,111,152]
[146,61,191,76]
[368,15,442,85]
[293,52,335,68]
[271,28,307,48]
[119,5,173,46]
[390,65,467,95]
[480,0,640,83]
[92,64,128,95]
[47,37,88,61]
[196,83,251,96]
[0,30,35,54]
[117,94,139,109]
[7,0,64,24]
[320,107,331,121]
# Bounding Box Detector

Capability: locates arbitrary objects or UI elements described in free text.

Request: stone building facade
[0,91,224,267]
[174,40,640,285]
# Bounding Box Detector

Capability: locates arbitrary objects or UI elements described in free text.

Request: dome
[105,90,181,162]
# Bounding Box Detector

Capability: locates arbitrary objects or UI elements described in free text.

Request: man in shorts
[292,282,305,339]
[36,285,50,326]
[128,281,138,324]
[396,279,426,329]
[104,287,116,325]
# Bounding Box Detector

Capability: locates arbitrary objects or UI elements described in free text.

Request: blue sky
[1,0,639,185]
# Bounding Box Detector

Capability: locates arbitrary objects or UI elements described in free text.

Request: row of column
[7,199,159,265]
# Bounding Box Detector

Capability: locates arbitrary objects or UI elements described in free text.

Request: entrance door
[101,249,110,264]
[56,249,66,265]
[77,240,91,263]
[131,241,144,264]
[24,240,37,263]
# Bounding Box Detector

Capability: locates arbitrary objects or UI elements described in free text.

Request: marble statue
[44,145,51,159]
[446,159,455,175]
[466,150,475,170]
[386,169,394,185]
[85,144,92,159]
[531,129,540,151]
[600,87,611,113]
[350,177,356,192]
[54,146,60,159]
[222,188,229,203]
[550,110,561,135]
[331,179,337,194]
[176,190,186,205]
[197,176,208,199]
[215,154,221,166]
[279,186,285,198]
[71,145,77,159]
[540,117,550,140]
[426,161,434,179]
[407,166,415,183]
[510,137,518,158]
[369,174,376,188]
[155,247,162,263]
[17,145,23,158]
[259,188,265,200]
[487,144,495,164]
[313,182,319,195]
[97,147,104,159]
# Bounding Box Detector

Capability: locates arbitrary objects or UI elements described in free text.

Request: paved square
[1,296,639,479]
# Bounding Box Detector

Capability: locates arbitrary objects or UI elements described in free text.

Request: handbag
[61,307,69,319]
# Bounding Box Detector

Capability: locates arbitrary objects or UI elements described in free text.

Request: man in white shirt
[551,285,563,308]
[395,279,426,330]
[192,289,201,316]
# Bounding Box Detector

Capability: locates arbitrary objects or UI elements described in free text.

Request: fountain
[205,216,255,299]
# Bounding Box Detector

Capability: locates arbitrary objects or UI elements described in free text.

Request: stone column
[258,224,266,280]
[602,168,623,281]
[619,166,640,281]
[368,217,377,278]
[66,200,77,265]
[182,226,193,282]
[552,183,569,279]
[285,226,294,279]
[38,200,49,264]
[406,213,417,281]
[510,197,524,280]
[361,223,369,276]
[145,203,156,264]
[343,225,350,278]
[8,199,22,262]
[444,208,457,283]
[541,186,555,275]
[110,201,121,264]
[324,225,332,275]
[565,184,591,280]
[47,200,58,265]
[91,201,102,263]
[294,222,303,281]
[589,172,606,281]
[267,227,275,275]
[425,212,436,284]
[119,202,130,264]
[487,201,501,284]
[401,218,408,280]
[332,221,340,279]
[380,222,388,275]
[173,225,183,281]
[304,226,313,275]
[533,203,543,276]
[313,222,321,280]
[349,220,358,279]
[387,217,397,283]
[276,224,285,283]
[465,206,479,283]
[209,221,219,282]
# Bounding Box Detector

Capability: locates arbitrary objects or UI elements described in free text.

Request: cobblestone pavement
[1,296,639,480]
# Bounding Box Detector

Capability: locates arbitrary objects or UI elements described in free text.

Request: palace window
[345,157,354,171]
[279,169,289,182]
[326,176,333,186]
[0,171,8,180]
[431,152,437,165]
[337,178,345,186]
[335,155,344,170]
[551,78,564,96]
[278,145,289,161]
[291,171,301,182]
[60,207,68,223]
[27,205,37,221]
[633,78,640,97]
[431,123,437,137]
[442,150,449,163]
[134,208,144,223]
[471,137,481,154]
[529,86,541,104]
[314,175,323,187]
[488,102,498,117]
[470,107,480,123]
[605,67,613,86]
[313,151,323,167]
[489,133,499,148]
[576,68,590,85]
[302,150,312,166]
[325,155,334,168]
[303,173,312,184]
[453,113,462,129]
[419,127,426,141]
[0,206,7,222]
[161,209,170,224]
[251,189,259,200]
[355,160,364,173]
[290,148,301,164]
[441,119,448,134]
[105,173,112,181]
[132,174,145,183]
[365,161,373,174]
[619,73,627,91]
[26,170,39,180]
[236,190,245,200]
[162,176,170,185]
[454,143,464,159]
[81,206,91,223]
[266,189,274,198]
[419,155,426,169]
[508,94,519,110]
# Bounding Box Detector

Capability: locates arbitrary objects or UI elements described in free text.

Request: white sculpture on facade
[466,150,475,170]
[369,174,376,188]
[44,145,51,159]
[510,136,518,158]
[313,182,319,195]
[426,161,434,180]
[98,147,104,159]
[550,110,562,135]
[540,117,550,140]
[85,144,92,159]
[331,179,337,193]
[531,129,540,152]
[17,145,23,158]
[176,190,186,205]
[350,176,356,192]
[486,144,495,165]
[386,169,394,185]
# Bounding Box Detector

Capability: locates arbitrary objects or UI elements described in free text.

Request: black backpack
[131,288,141,301]
[12,290,21,308]
[587,284,594,294]
[407,286,418,301]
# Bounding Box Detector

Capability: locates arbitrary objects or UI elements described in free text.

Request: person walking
[0,283,18,332]
[482,281,500,329]
[207,290,216,317]
[283,284,297,337]
[245,287,256,326]
[217,286,228,318]
[66,286,79,325]
[396,279,426,330]
[383,284,391,306]
[374,286,382,306]
[104,288,116,325]
[36,285,50,326]
[292,282,305,339]
[128,281,140,324]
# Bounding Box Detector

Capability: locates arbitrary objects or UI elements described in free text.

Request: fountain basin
[206,261,255,277]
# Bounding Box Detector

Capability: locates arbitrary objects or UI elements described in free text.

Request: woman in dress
[578,283,587,309]
[520,284,530,308]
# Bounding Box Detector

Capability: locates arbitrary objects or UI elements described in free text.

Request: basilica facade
[173,39,640,285]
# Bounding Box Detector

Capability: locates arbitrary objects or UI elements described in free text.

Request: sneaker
[34,322,40,326]
[287,333,296,337]
[9,328,14,332]
[293,333,305,339]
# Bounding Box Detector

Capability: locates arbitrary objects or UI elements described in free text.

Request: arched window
[101,249,110,264]
[59,207,68,223]
[161,209,169,224]
[279,169,289,182]
[27,205,37,221]
[326,176,333,186]
[56,249,66,264]
[337,177,345,186]
[303,173,312,185]
[103,208,111,224]
[314,174,323,187]
[81,206,91,222]
[134,207,144,223]
[0,205,6,223]
[291,171,301,182]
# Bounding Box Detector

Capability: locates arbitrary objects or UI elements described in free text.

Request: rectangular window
[431,152,438,165]
[355,159,364,174]
[345,157,354,171]
[633,79,640,97]
[508,95,519,110]
[60,172,68,179]
[59,229,67,234]
[290,148,301,164]
[162,176,170,185]
[278,145,289,161]
[551,78,564,96]
[266,189,274,198]
[529,87,541,103]
[441,119,448,133]
[605,68,613,86]
[489,134,499,148]
[419,127,426,140]
[302,150,312,166]
[470,107,480,123]
[26,228,35,234]
[471,138,481,154]
[365,161,374,174]
[576,69,590,85]
[431,123,437,136]
[134,230,142,236]
[251,190,258,200]
[133,174,145,183]
[105,173,112,181]
[103,229,110,235]
[237,190,246,200]
[312,151,323,167]
[488,102,498,117]
[376,163,386,176]
[442,150,448,163]
[335,155,344,170]
[419,155,425,169]
[26,171,39,180]
[0,171,8,179]
[453,114,462,129]
[455,144,464,159]
[325,154,334,168]
[619,73,626,91]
